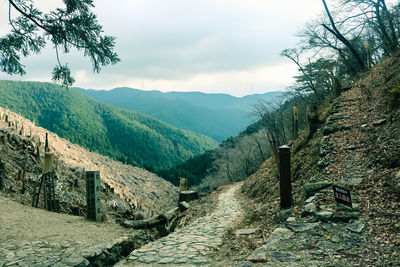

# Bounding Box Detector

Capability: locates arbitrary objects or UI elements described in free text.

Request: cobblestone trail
[117,183,243,266]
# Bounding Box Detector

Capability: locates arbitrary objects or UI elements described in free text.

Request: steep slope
[76,87,282,142]
[215,52,400,265]
[0,106,179,215]
[0,81,217,169]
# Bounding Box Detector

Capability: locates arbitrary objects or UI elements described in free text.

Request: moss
[388,83,400,107]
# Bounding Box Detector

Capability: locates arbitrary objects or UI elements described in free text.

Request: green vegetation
[76,87,282,142]
[0,80,217,170]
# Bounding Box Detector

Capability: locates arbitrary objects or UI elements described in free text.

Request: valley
[76,87,282,142]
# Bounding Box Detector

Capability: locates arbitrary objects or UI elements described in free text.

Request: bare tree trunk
[322,0,366,72]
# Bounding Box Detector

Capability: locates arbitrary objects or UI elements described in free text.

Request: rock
[266,228,293,245]
[344,145,358,150]
[236,261,253,267]
[347,221,365,233]
[315,211,333,222]
[274,209,292,223]
[304,182,332,198]
[304,202,316,213]
[286,217,296,222]
[138,255,159,264]
[235,228,262,237]
[372,119,387,126]
[178,201,190,212]
[331,211,360,222]
[247,228,293,263]
[178,190,199,203]
[361,124,368,128]
[75,259,90,267]
[269,251,300,263]
[323,125,341,135]
[305,196,316,204]
[158,257,175,264]
[285,222,320,232]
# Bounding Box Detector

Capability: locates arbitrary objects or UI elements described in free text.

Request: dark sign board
[333,185,352,208]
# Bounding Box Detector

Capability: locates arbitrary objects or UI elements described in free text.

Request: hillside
[76,87,282,142]
[210,52,400,265]
[0,106,179,215]
[0,81,218,170]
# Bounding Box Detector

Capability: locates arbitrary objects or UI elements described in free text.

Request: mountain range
[75,87,282,142]
[0,80,217,170]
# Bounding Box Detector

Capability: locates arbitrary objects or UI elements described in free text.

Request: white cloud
[0,0,323,96]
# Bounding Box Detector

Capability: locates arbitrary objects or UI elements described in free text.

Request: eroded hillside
[0,106,179,217]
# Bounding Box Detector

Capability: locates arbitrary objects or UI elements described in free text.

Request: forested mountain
[0,80,217,170]
[75,87,282,142]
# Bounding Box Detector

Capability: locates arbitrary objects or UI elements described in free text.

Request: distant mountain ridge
[0,80,217,170]
[75,87,282,142]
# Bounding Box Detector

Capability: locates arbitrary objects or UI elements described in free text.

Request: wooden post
[179,178,187,191]
[279,145,292,209]
[20,153,28,194]
[86,171,102,222]
[35,175,44,208]
[293,106,299,139]
[308,106,318,140]
[43,152,55,211]
[0,161,4,191]
[45,133,49,152]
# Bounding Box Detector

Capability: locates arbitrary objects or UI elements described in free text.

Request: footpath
[116,183,243,266]
[0,193,137,266]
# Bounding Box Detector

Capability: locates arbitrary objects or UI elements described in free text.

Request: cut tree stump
[178,190,199,203]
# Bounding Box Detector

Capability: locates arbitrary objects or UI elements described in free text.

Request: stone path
[116,183,243,266]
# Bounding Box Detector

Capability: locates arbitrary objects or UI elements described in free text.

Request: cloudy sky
[0,0,323,96]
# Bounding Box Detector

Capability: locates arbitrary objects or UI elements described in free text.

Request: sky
[0,0,323,96]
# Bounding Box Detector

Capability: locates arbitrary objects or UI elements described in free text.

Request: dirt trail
[0,193,134,266]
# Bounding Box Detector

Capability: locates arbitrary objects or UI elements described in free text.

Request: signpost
[333,185,352,208]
